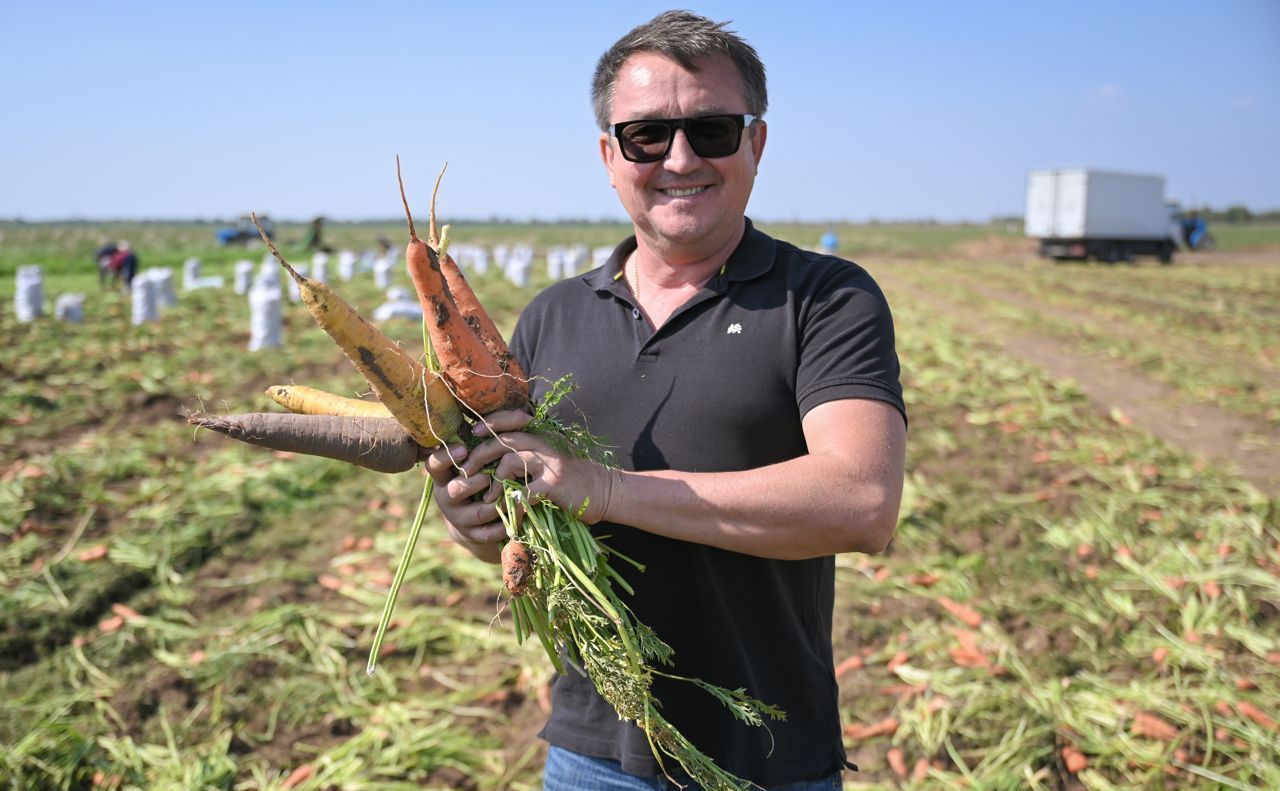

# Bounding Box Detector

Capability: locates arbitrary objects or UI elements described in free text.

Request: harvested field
[2,222,1278,789]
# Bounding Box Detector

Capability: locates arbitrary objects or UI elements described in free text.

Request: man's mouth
[660,186,707,198]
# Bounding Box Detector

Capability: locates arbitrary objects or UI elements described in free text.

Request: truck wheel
[1158,243,1174,264]
[1103,245,1120,264]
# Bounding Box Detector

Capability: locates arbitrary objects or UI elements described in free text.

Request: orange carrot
[189,413,424,474]
[834,654,864,678]
[886,747,907,778]
[937,596,984,628]
[1131,712,1179,740]
[397,159,528,415]
[281,764,314,790]
[1236,701,1278,730]
[427,165,529,385]
[843,717,899,740]
[911,757,930,782]
[1061,747,1087,773]
[502,540,533,595]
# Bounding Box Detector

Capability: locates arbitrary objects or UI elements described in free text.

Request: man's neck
[631,217,747,291]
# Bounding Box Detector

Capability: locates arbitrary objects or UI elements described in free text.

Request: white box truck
[1025,169,1179,263]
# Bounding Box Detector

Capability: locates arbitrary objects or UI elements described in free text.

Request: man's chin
[646,212,712,244]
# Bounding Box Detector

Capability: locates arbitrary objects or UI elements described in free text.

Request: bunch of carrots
[189,161,780,791]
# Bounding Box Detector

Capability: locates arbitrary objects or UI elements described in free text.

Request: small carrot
[1130,711,1179,741]
[252,213,461,447]
[1236,701,1278,730]
[189,413,424,474]
[843,717,899,740]
[281,764,314,790]
[502,540,533,596]
[1061,747,1087,773]
[833,654,864,678]
[936,596,984,628]
[397,159,528,416]
[266,384,393,419]
[886,747,907,778]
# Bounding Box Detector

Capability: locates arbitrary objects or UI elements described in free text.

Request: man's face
[600,52,766,263]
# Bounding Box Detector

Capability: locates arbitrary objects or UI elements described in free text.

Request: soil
[963,276,1280,397]
[873,255,1280,496]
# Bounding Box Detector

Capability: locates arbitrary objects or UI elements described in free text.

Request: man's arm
[456,398,906,561]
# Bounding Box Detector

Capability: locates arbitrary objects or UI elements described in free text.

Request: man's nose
[663,129,702,172]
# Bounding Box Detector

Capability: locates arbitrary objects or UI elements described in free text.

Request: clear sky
[1,1,1277,223]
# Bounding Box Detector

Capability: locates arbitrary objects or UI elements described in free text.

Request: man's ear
[600,132,618,189]
[750,120,767,170]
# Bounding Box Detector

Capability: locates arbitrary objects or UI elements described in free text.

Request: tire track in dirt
[875,268,1280,496]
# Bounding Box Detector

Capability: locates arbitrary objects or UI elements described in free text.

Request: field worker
[94,240,119,287]
[427,10,906,789]
[109,241,139,290]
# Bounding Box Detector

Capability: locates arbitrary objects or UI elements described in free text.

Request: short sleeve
[794,263,906,426]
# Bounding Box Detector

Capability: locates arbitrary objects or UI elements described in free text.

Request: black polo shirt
[510,218,905,786]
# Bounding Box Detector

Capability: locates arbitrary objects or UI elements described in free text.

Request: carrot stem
[366,476,434,675]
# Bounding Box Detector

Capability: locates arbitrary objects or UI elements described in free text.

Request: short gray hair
[591,10,768,131]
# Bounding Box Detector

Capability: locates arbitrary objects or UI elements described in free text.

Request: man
[427,10,906,789]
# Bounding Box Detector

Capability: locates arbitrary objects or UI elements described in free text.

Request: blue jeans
[543,745,844,790]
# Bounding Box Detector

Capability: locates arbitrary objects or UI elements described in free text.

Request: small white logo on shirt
[726,323,743,334]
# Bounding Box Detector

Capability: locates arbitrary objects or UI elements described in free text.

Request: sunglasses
[612,114,758,163]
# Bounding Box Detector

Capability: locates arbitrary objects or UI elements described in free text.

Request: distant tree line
[1194,205,1280,224]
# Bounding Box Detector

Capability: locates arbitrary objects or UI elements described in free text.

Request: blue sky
[1,1,1276,222]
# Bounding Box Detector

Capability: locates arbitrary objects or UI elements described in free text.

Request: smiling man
[427,10,907,790]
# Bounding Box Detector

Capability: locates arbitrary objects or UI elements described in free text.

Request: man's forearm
[604,450,903,560]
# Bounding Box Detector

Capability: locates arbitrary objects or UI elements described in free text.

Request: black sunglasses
[612,114,758,163]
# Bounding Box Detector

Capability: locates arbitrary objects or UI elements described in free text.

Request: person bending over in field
[428,10,907,789]
[107,241,138,291]
[95,240,118,287]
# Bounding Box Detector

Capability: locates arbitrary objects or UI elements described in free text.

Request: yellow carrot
[251,213,462,447]
[266,385,393,418]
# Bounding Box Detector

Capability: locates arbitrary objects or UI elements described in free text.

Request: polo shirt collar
[585,217,776,297]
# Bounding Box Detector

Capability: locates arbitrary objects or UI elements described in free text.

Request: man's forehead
[613,52,742,117]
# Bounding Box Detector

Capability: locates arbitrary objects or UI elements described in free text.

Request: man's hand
[462,410,614,526]
[423,441,507,564]
[423,410,615,563]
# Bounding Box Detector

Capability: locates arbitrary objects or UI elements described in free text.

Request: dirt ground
[873,247,1280,496]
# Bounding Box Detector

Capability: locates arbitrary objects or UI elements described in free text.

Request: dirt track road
[874,265,1280,496]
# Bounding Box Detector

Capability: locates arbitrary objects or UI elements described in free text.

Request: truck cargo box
[1025,169,1170,240]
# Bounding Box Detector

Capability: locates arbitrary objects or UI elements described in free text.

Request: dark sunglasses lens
[618,121,673,162]
[687,116,743,157]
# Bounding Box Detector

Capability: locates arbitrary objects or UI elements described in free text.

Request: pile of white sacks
[13,241,618,349]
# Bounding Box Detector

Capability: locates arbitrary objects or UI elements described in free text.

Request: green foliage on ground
[1,223,1276,789]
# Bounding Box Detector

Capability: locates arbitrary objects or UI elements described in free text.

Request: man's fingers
[482,479,502,504]
[461,432,546,476]
[472,410,534,437]
[425,444,468,481]
[444,473,493,505]
[494,450,543,483]
[450,520,506,548]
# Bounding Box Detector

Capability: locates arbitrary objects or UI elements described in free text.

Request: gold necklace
[629,254,640,303]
